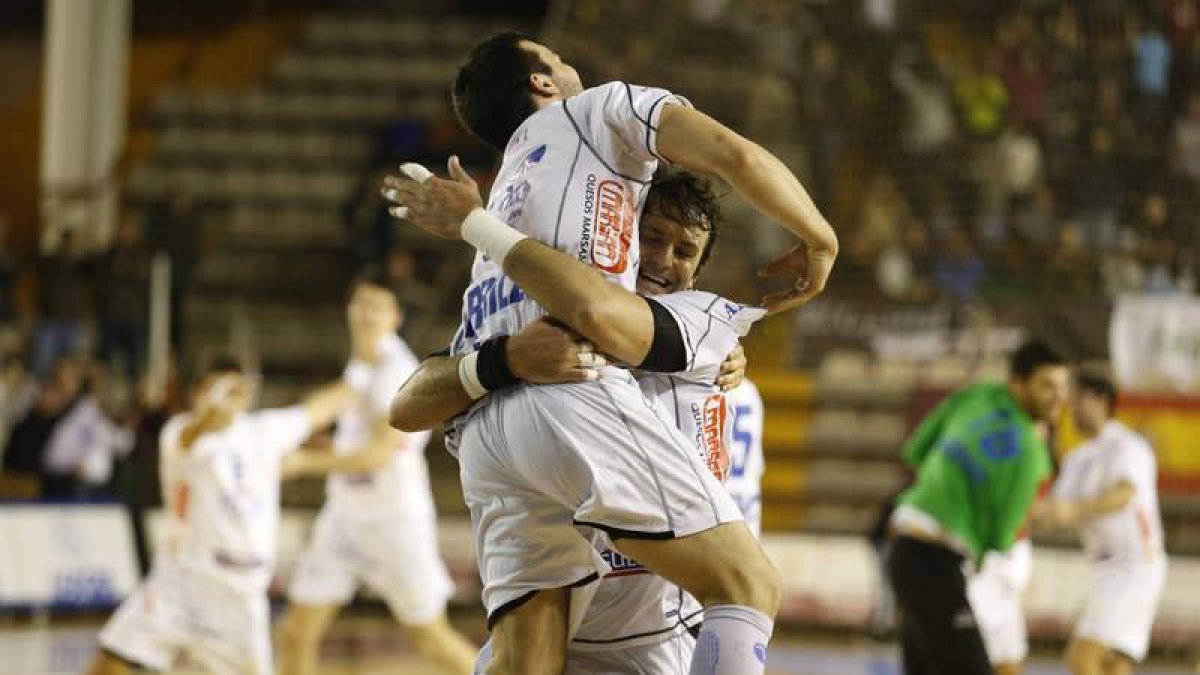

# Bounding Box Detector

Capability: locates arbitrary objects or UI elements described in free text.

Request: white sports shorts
[1075,556,1167,662]
[967,540,1033,665]
[98,564,271,675]
[288,506,455,625]
[458,375,743,624]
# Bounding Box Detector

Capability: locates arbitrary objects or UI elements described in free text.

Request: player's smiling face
[637,213,709,297]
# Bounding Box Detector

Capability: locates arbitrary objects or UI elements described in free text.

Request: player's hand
[759,242,836,314]
[717,342,746,391]
[507,318,607,384]
[381,156,483,239]
[1034,498,1079,528]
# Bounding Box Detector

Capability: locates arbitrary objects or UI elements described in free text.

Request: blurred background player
[277,269,476,675]
[1038,367,1166,675]
[87,357,351,675]
[886,339,1069,675]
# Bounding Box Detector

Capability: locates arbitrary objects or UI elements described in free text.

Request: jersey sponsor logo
[599,547,649,577]
[692,394,729,481]
[724,302,742,319]
[579,174,634,273]
[461,274,526,341]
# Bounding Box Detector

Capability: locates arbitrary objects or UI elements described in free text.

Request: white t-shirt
[326,333,434,518]
[158,407,312,589]
[1053,420,1164,563]
[725,379,765,537]
[449,81,690,356]
[575,292,764,650]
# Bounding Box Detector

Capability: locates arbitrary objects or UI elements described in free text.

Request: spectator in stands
[891,49,958,206]
[41,362,133,498]
[33,229,91,376]
[1130,11,1172,131]
[1002,46,1051,131]
[799,39,845,213]
[1045,220,1097,296]
[0,351,36,462]
[0,212,16,326]
[933,229,985,301]
[1172,90,1200,181]
[877,219,934,302]
[1074,126,1123,250]
[1011,183,1059,247]
[954,50,1010,139]
[96,217,150,381]
[2,355,85,488]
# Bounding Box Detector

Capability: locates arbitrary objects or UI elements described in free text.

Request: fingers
[447,155,477,187]
[578,351,607,369]
[400,162,434,183]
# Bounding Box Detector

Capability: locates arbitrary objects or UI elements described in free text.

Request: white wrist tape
[461,208,527,266]
[457,351,489,400]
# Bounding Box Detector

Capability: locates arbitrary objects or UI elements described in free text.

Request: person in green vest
[887,339,1070,675]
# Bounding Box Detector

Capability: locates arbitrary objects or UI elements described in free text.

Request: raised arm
[284,419,404,478]
[298,381,354,431]
[654,104,838,312]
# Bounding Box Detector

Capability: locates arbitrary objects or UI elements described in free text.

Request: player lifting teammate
[390,169,767,671]
[383,32,836,675]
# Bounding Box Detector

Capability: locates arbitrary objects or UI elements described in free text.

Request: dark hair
[644,170,722,272]
[453,31,551,150]
[201,354,243,378]
[1076,368,1118,413]
[347,265,396,300]
[1009,339,1066,379]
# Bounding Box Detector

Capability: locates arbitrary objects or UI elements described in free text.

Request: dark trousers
[886,535,994,675]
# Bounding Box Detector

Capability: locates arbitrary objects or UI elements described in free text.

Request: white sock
[473,639,492,675]
[689,605,773,675]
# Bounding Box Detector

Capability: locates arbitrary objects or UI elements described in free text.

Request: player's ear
[529,72,559,98]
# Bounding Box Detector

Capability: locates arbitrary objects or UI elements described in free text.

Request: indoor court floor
[0,616,1195,675]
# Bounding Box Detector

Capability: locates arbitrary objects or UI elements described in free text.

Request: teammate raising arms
[1038,367,1166,675]
[384,32,835,674]
[87,358,351,675]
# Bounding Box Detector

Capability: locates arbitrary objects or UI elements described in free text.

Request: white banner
[0,505,139,608]
[1111,294,1200,394]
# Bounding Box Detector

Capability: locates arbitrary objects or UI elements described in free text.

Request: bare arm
[390,319,607,432]
[1040,480,1136,528]
[283,420,403,478]
[299,381,354,431]
[655,104,838,311]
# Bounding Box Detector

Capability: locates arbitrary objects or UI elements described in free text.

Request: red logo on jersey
[592,180,633,273]
[700,394,730,481]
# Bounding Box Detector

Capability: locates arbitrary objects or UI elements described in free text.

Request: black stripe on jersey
[102,646,163,672]
[571,623,685,646]
[574,520,676,540]
[622,82,671,163]
[687,295,722,372]
[484,572,597,630]
[561,102,651,185]
[553,139,583,249]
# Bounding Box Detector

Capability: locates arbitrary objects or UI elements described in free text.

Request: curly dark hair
[644,169,722,272]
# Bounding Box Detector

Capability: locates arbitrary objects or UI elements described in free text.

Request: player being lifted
[390,169,767,672]
[384,32,836,675]
[87,357,351,675]
[276,269,477,675]
[886,340,1069,675]
[1037,367,1166,675]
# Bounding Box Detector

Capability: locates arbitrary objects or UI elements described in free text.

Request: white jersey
[157,407,311,589]
[1053,420,1164,563]
[574,292,764,651]
[725,379,765,537]
[325,333,434,518]
[449,81,690,356]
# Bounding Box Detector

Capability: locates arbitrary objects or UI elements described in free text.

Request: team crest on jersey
[579,174,634,274]
[692,394,730,481]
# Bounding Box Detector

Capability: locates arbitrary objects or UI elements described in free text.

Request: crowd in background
[770,0,1200,304]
